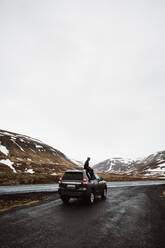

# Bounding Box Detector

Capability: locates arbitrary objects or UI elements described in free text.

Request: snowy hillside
[144,163,165,176]
[93,151,165,178]
[93,157,135,173]
[0,129,78,175]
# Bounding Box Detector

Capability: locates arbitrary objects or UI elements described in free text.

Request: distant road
[0,180,165,195]
[0,184,165,248]
[0,184,59,195]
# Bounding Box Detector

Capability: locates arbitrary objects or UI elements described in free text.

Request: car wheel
[61,196,69,204]
[101,187,107,200]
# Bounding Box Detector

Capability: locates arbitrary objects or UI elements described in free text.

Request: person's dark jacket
[84,159,90,170]
[84,158,95,180]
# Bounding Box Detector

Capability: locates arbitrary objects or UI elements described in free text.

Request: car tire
[101,187,107,200]
[61,196,69,204]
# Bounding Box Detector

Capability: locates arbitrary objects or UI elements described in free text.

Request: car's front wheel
[61,196,70,204]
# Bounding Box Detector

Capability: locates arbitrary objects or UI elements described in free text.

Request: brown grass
[0,200,39,212]
[98,172,165,181]
[0,191,58,212]
[0,171,164,186]
[0,172,61,186]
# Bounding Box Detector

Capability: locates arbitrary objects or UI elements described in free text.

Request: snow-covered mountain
[134,151,165,177]
[93,157,135,173]
[1,129,165,182]
[93,151,165,178]
[0,129,78,175]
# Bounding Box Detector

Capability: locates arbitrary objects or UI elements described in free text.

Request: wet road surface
[0,185,165,248]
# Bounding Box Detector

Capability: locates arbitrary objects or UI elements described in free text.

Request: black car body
[58,169,107,204]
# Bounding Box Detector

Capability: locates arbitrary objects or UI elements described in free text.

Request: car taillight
[82,178,88,186]
[59,177,62,184]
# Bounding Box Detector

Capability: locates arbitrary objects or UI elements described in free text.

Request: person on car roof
[84,157,95,180]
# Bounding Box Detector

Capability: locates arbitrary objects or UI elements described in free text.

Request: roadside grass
[0,172,61,186]
[0,172,164,186]
[98,172,165,181]
[0,199,39,212]
[0,192,58,212]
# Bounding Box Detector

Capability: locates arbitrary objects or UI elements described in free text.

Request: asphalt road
[0,185,165,248]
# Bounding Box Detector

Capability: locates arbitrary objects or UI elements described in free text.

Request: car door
[94,173,103,193]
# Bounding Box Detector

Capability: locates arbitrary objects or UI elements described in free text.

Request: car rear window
[62,172,83,181]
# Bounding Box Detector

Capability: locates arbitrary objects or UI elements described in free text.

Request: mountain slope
[134,151,165,177]
[0,129,78,176]
[93,151,165,178]
[93,158,135,173]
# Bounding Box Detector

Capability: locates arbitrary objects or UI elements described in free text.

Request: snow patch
[0,159,16,173]
[35,144,43,149]
[146,163,165,172]
[0,145,9,156]
[51,172,57,175]
[146,167,165,172]
[17,158,23,161]
[11,140,24,152]
[11,137,16,140]
[22,136,43,144]
[30,148,35,153]
[25,168,35,174]
[0,131,13,136]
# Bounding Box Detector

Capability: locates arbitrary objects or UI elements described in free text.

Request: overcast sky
[0,0,165,164]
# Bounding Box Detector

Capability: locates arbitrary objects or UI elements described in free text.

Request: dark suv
[58,170,107,204]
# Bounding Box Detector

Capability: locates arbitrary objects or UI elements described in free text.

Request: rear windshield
[62,172,83,181]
